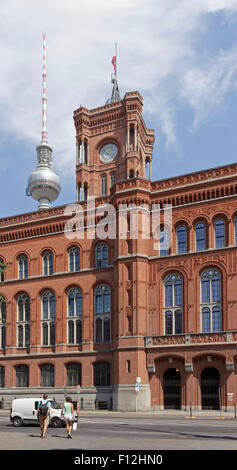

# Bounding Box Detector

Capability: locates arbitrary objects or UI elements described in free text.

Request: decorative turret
[26,34,61,210]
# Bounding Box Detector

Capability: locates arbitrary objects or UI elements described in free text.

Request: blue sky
[1,0,237,218]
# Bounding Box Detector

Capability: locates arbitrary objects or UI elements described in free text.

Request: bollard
[185,402,196,419]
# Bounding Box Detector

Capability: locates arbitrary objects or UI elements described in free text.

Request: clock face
[100,143,118,162]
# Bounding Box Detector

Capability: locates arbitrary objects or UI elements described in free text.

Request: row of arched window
[160,217,236,255]
[0,362,110,388]
[0,267,223,350]
[0,284,111,349]
[0,242,109,281]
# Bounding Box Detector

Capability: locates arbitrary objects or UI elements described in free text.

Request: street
[0,411,237,451]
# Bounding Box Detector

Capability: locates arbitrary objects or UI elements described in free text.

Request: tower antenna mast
[42,33,47,142]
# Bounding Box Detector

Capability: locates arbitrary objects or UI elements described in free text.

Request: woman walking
[61,396,75,438]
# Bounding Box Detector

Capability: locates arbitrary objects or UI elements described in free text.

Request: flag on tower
[112,55,116,73]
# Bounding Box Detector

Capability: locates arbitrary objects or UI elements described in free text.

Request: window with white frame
[214,219,225,248]
[176,225,187,254]
[96,242,108,268]
[163,273,183,335]
[195,222,206,251]
[101,174,107,196]
[17,293,30,348]
[68,246,80,272]
[67,287,82,344]
[159,226,170,257]
[41,290,55,346]
[42,250,54,275]
[0,297,6,349]
[200,269,221,332]
[18,255,28,279]
[94,284,111,343]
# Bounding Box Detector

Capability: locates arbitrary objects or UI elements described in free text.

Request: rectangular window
[212,277,220,303]
[174,282,182,306]
[165,312,173,335]
[165,282,173,306]
[202,308,210,333]
[201,278,210,303]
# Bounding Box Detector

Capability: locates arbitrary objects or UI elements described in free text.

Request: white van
[10,398,63,428]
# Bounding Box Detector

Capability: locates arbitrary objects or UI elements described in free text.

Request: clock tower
[73,78,155,201]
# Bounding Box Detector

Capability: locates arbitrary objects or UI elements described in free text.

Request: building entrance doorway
[164,368,181,409]
[201,367,220,410]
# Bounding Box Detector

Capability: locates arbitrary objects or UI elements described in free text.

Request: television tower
[27,34,61,210]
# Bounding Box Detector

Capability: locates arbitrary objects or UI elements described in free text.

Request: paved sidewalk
[1,408,237,419]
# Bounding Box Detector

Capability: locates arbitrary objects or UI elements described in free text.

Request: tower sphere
[27,141,61,210]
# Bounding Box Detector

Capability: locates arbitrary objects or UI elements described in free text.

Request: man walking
[37,394,51,439]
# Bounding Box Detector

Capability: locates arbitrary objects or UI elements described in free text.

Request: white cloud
[0,0,237,181]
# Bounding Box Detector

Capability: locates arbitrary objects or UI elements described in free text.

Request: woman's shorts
[64,413,73,421]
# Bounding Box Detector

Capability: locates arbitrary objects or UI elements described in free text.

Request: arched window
[66,363,81,386]
[15,365,29,387]
[0,258,5,282]
[96,243,108,268]
[18,255,28,279]
[0,297,6,349]
[176,225,187,254]
[201,269,221,332]
[145,158,151,179]
[40,364,54,387]
[164,274,183,335]
[0,366,4,388]
[94,362,110,386]
[160,226,170,257]
[67,287,82,344]
[41,290,55,346]
[234,217,237,246]
[68,246,80,272]
[42,250,54,275]
[94,285,111,343]
[215,219,225,248]
[101,174,107,196]
[195,222,206,251]
[17,294,30,348]
[110,172,116,187]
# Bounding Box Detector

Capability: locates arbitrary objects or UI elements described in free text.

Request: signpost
[135,377,141,412]
[77,384,80,414]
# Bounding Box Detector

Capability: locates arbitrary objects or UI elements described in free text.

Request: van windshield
[34,400,61,410]
[50,401,61,409]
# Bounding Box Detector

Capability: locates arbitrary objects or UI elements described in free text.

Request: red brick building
[0,85,237,411]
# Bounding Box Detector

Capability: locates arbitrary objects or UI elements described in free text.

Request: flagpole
[115,42,117,79]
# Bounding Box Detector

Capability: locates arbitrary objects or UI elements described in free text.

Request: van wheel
[13,416,23,427]
[51,417,62,428]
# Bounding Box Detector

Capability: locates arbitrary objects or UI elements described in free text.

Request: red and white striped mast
[42,33,47,142]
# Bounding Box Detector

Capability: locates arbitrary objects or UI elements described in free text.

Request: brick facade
[0,91,237,411]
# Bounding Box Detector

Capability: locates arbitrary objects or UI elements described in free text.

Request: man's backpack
[40,401,48,416]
